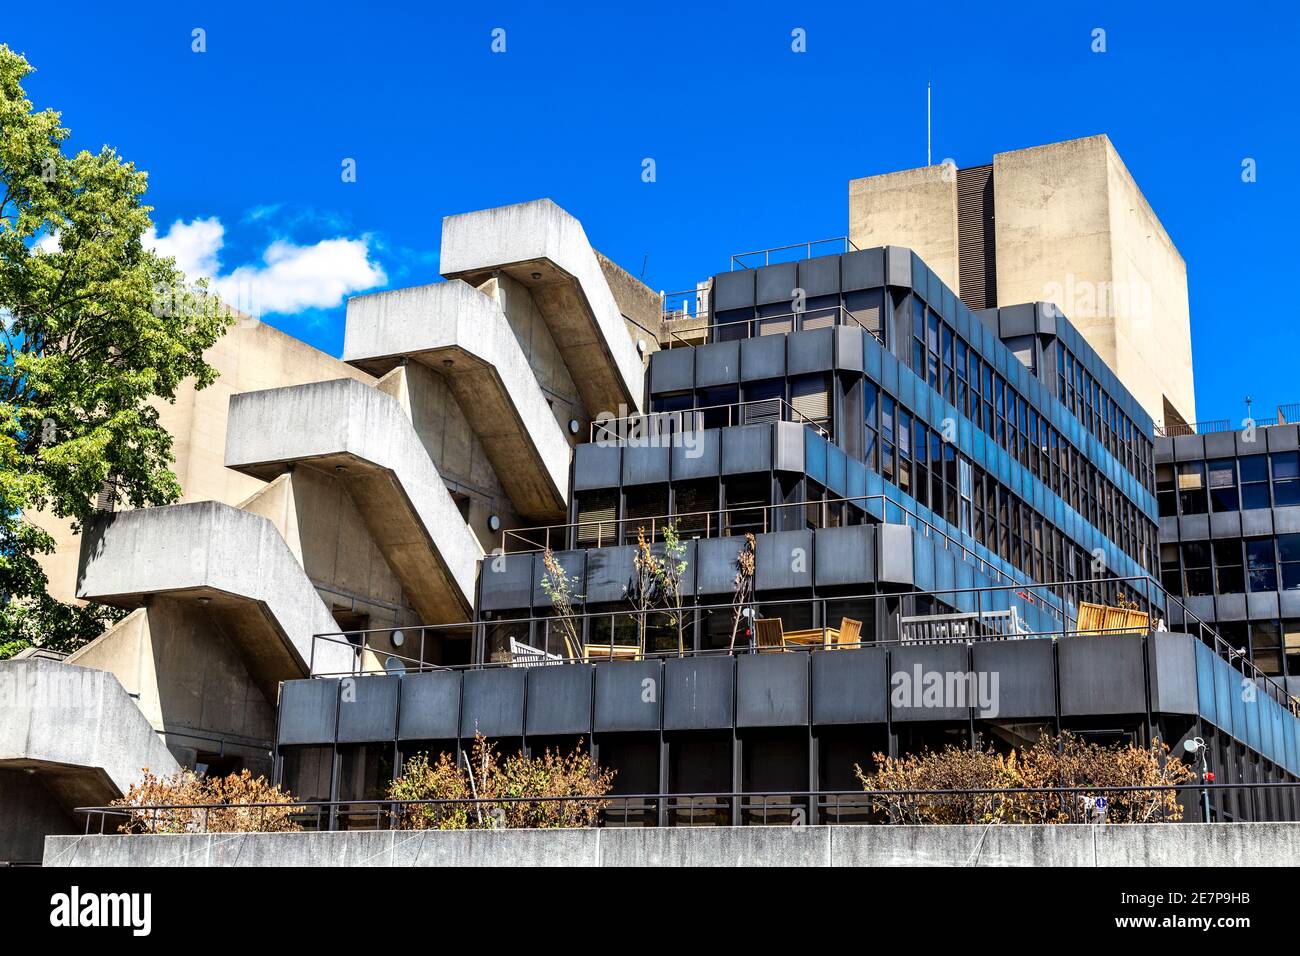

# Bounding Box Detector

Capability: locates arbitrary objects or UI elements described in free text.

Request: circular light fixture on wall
[568,418,580,435]
[637,338,648,355]
[391,629,405,648]
[488,514,501,533]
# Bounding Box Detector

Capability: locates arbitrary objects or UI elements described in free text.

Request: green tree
[0,45,230,656]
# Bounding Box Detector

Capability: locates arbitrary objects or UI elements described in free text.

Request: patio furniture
[1075,602,1151,636]
[784,626,831,647]
[583,643,642,661]
[835,617,863,649]
[898,607,1032,644]
[754,618,787,652]
[509,636,563,667]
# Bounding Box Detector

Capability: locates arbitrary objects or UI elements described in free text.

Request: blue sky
[5,1,1297,422]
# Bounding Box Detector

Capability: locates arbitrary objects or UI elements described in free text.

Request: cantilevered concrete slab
[440,198,645,416]
[225,378,481,623]
[344,280,570,520]
[77,501,353,692]
[0,658,180,862]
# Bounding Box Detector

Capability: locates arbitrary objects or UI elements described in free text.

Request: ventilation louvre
[956,164,997,311]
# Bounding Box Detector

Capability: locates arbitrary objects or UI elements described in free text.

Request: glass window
[1182,541,1212,596]
[1272,452,1300,507]
[1279,534,1300,590]
[1213,539,1244,594]
[1176,461,1207,515]
[1252,621,1282,675]
[1240,454,1270,510]
[1247,538,1278,592]
[1207,459,1239,512]
[1155,463,1176,517]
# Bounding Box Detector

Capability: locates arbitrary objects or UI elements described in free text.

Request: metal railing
[730,236,859,270]
[664,304,884,348]
[310,571,1299,715]
[589,397,829,445]
[76,781,1300,833]
[1156,404,1300,438]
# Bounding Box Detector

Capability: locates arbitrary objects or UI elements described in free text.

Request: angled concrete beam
[76,501,352,691]
[439,198,645,416]
[344,280,570,520]
[225,378,481,623]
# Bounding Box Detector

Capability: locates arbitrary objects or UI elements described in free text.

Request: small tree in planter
[728,533,757,654]
[111,768,302,833]
[630,523,690,655]
[539,548,583,659]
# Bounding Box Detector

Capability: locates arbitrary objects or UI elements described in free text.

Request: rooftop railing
[1156,404,1300,438]
[730,236,860,271]
[588,397,829,445]
[663,304,884,348]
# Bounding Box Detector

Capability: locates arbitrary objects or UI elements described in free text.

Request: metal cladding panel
[740,334,786,381]
[1248,591,1280,620]
[736,653,810,727]
[574,443,621,491]
[811,647,889,724]
[786,328,834,375]
[584,545,636,603]
[814,525,875,587]
[842,248,886,291]
[479,551,535,611]
[526,663,594,736]
[1267,425,1300,452]
[594,660,664,732]
[336,675,401,743]
[774,421,806,472]
[621,444,670,486]
[695,340,740,387]
[671,428,720,479]
[1240,508,1274,538]
[696,535,747,595]
[798,255,842,298]
[530,550,585,607]
[1210,511,1242,539]
[398,671,463,740]
[713,269,755,311]
[877,522,915,585]
[279,679,339,745]
[1280,590,1300,618]
[1058,636,1147,716]
[756,262,798,305]
[649,348,694,394]
[971,640,1055,720]
[1276,507,1300,534]
[1203,431,1235,459]
[889,644,972,722]
[835,325,865,373]
[755,530,814,591]
[721,424,773,475]
[664,656,735,730]
[460,668,527,738]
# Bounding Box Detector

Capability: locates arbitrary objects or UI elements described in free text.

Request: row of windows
[1161,535,1300,598]
[1206,619,1300,678]
[1157,452,1300,517]
[909,297,1154,498]
[1056,345,1152,485]
[865,381,1156,576]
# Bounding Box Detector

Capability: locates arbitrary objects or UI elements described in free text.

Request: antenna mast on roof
[927,82,932,165]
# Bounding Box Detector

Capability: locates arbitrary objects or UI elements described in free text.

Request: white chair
[509,636,562,667]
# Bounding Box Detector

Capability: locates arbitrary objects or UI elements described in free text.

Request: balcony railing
[730,236,859,270]
[589,397,829,445]
[1156,404,1300,438]
[664,304,883,348]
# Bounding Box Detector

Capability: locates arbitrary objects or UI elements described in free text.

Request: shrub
[111,768,302,833]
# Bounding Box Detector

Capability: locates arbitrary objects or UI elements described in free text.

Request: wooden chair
[835,617,863,649]
[754,618,786,653]
[509,636,562,667]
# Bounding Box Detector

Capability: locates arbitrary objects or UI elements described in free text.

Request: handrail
[664,304,883,349]
[589,397,829,444]
[730,236,860,270]
[1155,404,1300,438]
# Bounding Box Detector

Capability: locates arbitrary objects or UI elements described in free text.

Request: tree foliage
[0,44,230,655]
[110,768,302,834]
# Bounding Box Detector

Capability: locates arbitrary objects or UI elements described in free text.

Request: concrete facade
[42,822,1300,867]
[1,658,180,864]
[849,135,1195,429]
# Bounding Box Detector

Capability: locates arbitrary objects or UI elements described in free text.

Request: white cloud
[144,217,386,317]
[34,230,61,254]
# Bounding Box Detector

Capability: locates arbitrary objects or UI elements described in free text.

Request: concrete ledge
[440,198,645,415]
[43,823,1300,867]
[225,377,482,622]
[77,501,351,686]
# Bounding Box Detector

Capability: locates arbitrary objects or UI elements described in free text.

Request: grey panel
[786,328,834,375]
[1203,432,1235,459]
[526,663,594,736]
[1210,511,1241,538]
[713,270,755,311]
[479,551,535,611]
[755,530,814,591]
[773,421,805,472]
[1267,425,1300,452]
[1241,508,1274,537]
[278,679,339,745]
[835,326,865,373]
[1247,591,1280,619]
[1154,438,1174,463]
[756,262,798,306]
[460,668,527,738]
[1274,507,1300,534]
[1215,593,1247,621]
[664,656,735,730]
[1058,636,1146,716]
[622,444,670,486]
[584,546,636,603]
[1148,632,1198,716]
[971,640,1055,720]
[889,644,972,722]
[696,535,747,595]
[695,340,740,387]
[1279,590,1300,618]
[594,660,663,732]
[885,246,913,288]
[721,424,773,475]
[736,653,809,727]
[1179,514,1209,540]
[841,248,885,291]
[798,256,841,297]
[877,523,915,586]
[649,348,694,394]
[398,671,462,740]
[671,429,720,479]
[337,675,400,743]
[999,303,1036,337]
[814,525,875,587]
[573,443,621,491]
[740,335,786,381]
[531,550,585,608]
[811,648,888,724]
[1173,434,1205,461]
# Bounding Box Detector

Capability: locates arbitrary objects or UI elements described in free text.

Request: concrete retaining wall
[44,823,1300,867]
